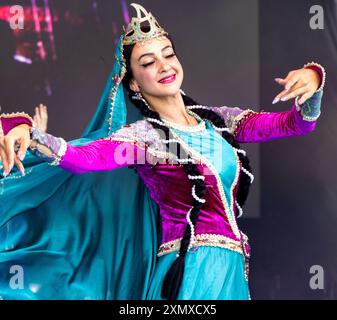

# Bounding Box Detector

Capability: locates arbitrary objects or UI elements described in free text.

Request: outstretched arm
[0,116,150,176]
[232,90,322,143]
[203,62,325,143]
[29,127,149,174]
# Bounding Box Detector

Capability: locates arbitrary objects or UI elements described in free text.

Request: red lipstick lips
[159,74,176,84]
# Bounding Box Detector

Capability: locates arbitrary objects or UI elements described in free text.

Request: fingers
[273,70,303,103]
[286,72,301,90]
[37,104,47,118]
[0,141,27,177]
[17,135,31,161]
[40,104,48,119]
[0,124,30,177]
[273,80,309,105]
[277,85,309,102]
[275,76,299,91]
[35,106,41,125]
[272,87,290,104]
[298,92,312,105]
[275,71,295,86]
[1,153,25,177]
[35,104,48,132]
[0,147,7,174]
[0,139,11,176]
[4,137,15,175]
[14,154,25,176]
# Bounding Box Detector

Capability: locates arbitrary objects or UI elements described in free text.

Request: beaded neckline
[160,109,207,133]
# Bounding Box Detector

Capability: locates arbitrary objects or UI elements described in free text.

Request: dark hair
[121,32,252,300]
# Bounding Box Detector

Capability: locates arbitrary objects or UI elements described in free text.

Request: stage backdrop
[0,0,336,299]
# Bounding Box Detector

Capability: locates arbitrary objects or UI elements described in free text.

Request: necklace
[160,109,207,133]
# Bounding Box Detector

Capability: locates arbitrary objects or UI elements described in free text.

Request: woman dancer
[0,3,325,300]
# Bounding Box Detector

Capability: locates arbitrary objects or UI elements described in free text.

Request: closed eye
[142,54,176,68]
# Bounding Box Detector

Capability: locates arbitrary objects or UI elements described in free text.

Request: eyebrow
[137,45,173,62]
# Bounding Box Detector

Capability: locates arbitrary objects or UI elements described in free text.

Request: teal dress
[146,118,250,300]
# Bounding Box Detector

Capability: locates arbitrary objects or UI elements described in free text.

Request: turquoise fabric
[171,120,238,218]
[0,34,248,300]
[0,35,161,300]
[146,120,249,300]
[147,247,249,300]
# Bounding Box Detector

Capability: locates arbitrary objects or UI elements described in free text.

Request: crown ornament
[122,3,168,46]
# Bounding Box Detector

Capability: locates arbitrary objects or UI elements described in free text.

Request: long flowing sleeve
[0,113,150,174]
[28,126,149,174]
[204,89,323,143]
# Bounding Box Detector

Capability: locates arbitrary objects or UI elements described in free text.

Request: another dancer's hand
[0,124,31,177]
[272,68,321,105]
[33,104,48,133]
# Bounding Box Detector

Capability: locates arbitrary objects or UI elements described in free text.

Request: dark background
[0,0,336,299]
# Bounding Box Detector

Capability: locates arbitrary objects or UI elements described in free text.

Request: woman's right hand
[0,124,31,177]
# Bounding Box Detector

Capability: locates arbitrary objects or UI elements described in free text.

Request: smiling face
[129,36,184,98]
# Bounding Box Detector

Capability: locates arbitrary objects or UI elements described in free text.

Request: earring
[131,91,154,111]
[132,91,143,101]
[180,89,186,96]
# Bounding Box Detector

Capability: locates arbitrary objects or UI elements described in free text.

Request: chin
[158,88,180,97]
[157,83,182,96]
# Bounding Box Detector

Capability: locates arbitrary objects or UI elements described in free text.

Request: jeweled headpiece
[102,3,171,135]
[122,3,168,46]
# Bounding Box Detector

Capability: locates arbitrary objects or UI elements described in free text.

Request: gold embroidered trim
[231,109,256,136]
[232,109,275,137]
[188,109,241,220]
[230,151,241,218]
[107,39,127,135]
[157,233,243,257]
[0,112,33,137]
[167,125,241,239]
[0,112,34,125]
[49,138,68,166]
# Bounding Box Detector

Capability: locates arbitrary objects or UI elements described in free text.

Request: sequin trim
[232,109,258,137]
[230,152,242,219]
[159,233,251,281]
[187,109,243,221]
[107,38,127,135]
[157,233,244,257]
[0,112,34,124]
[303,62,326,93]
[49,138,68,166]
[167,124,242,239]
[29,127,68,166]
[0,112,33,136]
[161,111,207,133]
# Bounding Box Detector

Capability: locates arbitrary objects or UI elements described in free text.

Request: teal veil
[0,35,160,299]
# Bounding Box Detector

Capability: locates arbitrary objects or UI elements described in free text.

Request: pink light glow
[43,0,57,60]
[121,0,130,24]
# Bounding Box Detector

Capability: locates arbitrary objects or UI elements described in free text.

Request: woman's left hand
[272,68,321,105]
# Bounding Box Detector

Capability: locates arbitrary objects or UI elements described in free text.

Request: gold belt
[157,233,244,257]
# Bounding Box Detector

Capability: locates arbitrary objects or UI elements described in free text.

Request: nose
[158,59,171,73]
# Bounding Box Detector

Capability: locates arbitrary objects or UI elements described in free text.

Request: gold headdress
[122,3,168,46]
[106,3,171,134]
